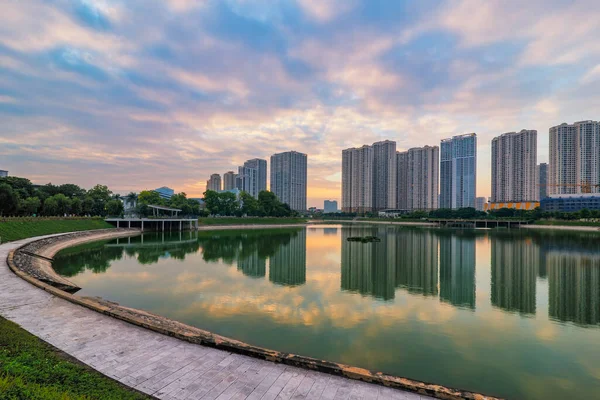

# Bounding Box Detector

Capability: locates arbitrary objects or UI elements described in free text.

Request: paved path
[0,235,431,400]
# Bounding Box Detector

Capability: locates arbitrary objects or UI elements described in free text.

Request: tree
[87,185,112,216]
[137,190,162,205]
[220,191,239,216]
[0,176,34,197]
[0,184,19,215]
[43,196,59,216]
[203,190,221,215]
[58,183,86,198]
[82,197,95,215]
[105,199,124,216]
[71,197,83,216]
[258,191,279,216]
[240,192,260,216]
[21,197,41,215]
[125,192,138,208]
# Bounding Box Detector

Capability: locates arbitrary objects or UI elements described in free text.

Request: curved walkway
[0,234,433,400]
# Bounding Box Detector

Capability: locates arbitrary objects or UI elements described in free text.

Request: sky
[1,0,599,207]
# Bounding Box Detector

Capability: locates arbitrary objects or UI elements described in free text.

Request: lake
[52,225,600,399]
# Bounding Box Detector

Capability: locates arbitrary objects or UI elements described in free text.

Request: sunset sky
[1,0,599,207]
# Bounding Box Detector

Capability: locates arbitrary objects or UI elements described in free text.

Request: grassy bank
[198,217,307,225]
[0,317,149,400]
[0,218,114,243]
[534,220,600,227]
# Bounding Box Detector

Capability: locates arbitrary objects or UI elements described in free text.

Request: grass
[198,217,307,225]
[0,218,114,243]
[0,317,149,400]
[534,220,600,227]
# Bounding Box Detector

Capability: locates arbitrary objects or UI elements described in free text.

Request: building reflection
[491,235,537,315]
[341,227,396,301]
[237,253,266,278]
[269,229,307,287]
[548,252,600,326]
[323,228,338,235]
[439,233,476,310]
[395,230,439,297]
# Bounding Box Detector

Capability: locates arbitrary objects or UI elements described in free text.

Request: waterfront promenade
[0,234,434,400]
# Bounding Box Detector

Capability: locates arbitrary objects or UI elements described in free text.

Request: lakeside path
[521,224,600,232]
[0,233,442,400]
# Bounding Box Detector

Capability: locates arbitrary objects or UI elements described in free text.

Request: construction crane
[538,183,600,194]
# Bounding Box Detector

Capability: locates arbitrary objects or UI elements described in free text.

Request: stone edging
[6,229,502,400]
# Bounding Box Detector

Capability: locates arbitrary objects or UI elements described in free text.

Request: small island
[346,236,381,243]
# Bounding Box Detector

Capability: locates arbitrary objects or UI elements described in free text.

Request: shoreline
[522,224,600,232]
[4,229,500,400]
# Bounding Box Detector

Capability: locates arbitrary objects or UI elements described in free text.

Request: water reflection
[491,234,537,315]
[269,229,307,286]
[395,229,439,297]
[439,233,476,310]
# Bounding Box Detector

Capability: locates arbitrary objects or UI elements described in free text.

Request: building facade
[223,171,237,191]
[541,194,600,212]
[324,200,338,213]
[396,151,409,211]
[0,170,7,178]
[154,186,174,200]
[549,121,600,195]
[270,151,307,211]
[537,163,548,199]
[236,166,258,197]
[342,146,374,213]
[440,133,477,209]
[476,197,486,211]
[372,140,397,210]
[206,174,222,192]
[491,130,537,202]
[244,158,268,194]
[405,146,439,210]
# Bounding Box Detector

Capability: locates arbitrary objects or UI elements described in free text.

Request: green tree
[0,176,34,197]
[105,199,124,216]
[203,190,221,215]
[82,197,95,215]
[71,197,83,216]
[43,196,59,216]
[580,209,591,220]
[240,192,260,216]
[21,197,41,215]
[58,183,86,198]
[220,191,239,216]
[125,192,138,208]
[51,194,72,215]
[137,190,162,205]
[0,183,19,215]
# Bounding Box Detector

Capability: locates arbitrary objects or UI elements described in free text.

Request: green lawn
[534,220,600,227]
[0,218,114,243]
[0,317,149,400]
[198,217,307,225]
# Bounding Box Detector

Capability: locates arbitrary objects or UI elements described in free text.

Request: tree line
[202,190,297,217]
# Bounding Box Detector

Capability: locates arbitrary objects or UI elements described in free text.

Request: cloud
[0,0,599,204]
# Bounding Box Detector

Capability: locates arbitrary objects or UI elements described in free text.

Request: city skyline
[2,1,600,208]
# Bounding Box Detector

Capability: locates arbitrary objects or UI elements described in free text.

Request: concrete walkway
[0,235,431,400]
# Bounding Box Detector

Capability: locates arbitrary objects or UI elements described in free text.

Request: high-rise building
[399,146,439,211]
[475,197,486,211]
[440,133,477,209]
[373,140,397,210]
[206,174,222,192]
[324,200,338,213]
[342,146,374,213]
[537,163,548,199]
[549,121,600,195]
[396,151,409,210]
[491,130,537,202]
[270,151,307,211]
[223,171,237,191]
[0,170,7,178]
[236,166,257,196]
[244,158,268,194]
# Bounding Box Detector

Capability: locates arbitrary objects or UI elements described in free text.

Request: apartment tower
[342,146,374,213]
[206,174,222,192]
[440,133,477,209]
[270,151,307,211]
[491,130,537,202]
[549,121,600,194]
[397,146,439,211]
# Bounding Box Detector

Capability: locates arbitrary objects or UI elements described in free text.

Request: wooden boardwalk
[0,236,431,400]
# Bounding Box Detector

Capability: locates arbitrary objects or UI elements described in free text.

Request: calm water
[53,225,600,399]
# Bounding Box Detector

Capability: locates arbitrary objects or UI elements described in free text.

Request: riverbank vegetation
[0,317,149,400]
[203,190,298,217]
[0,217,113,243]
